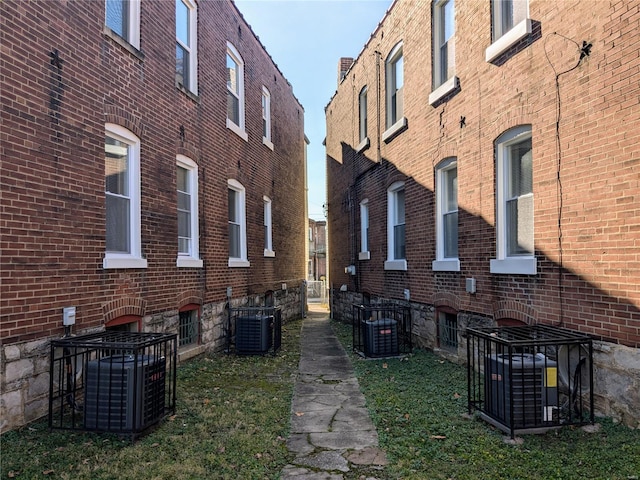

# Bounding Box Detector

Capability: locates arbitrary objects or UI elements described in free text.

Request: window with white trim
[262,86,273,150]
[228,179,249,267]
[359,199,370,260]
[264,196,275,257]
[105,0,140,49]
[176,156,202,267]
[433,158,459,271]
[433,0,455,88]
[486,0,531,62]
[385,43,404,130]
[104,124,146,269]
[226,43,247,141]
[385,182,407,271]
[429,0,460,105]
[491,125,536,274]
[358,86,368,148]
[176,0,197,93]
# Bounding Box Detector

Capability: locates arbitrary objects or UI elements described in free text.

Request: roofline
[324,0,398,111]
[230,0,305,112]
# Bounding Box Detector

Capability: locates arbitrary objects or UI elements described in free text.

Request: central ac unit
[84,354,166,432]
[484,353,557,429]
[364,318,398,357]
[236,315,273,354]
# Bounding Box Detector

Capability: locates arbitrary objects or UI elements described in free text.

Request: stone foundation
[0,286,305,433]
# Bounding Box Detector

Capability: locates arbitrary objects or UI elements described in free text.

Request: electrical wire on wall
[543,33,592,326]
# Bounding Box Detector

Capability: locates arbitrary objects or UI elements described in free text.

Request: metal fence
[467,324,594,438]
[352,303,412,358]
[307,280,327,304]
[49,331,177,438]
[226,306,282,355]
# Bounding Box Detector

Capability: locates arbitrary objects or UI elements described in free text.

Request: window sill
[175,81,199,102]
[177,257,203,268]
[358,251,370,261]
[226,119,248,142]
[103,26,144,60]
[264,249,275,258]
[384,259,407,271]
[429,76,460,105]
[382,117,408,144]
[228,258,250,268]
[356,137,370,153]
[103,255,148,269]
[262,137,274,150]
[485,18,532,63]
[432,258,460,272]
[178,344,205,363]
[490,256,537,275]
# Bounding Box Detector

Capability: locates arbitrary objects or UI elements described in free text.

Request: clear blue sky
[234,0,392,221]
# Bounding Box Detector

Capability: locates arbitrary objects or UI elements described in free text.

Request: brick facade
[1,0,306,432]
[326,0,639,426]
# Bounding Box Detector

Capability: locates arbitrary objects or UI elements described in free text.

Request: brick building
[1,0,306,432]
[326,0,639,426]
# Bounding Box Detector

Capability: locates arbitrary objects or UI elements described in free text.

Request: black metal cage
[467,324,594,438]
[352,304,412,358]
[227,306,282,355]
[49,331,177,437]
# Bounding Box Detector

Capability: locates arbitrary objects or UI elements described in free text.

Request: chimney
[338,57,354,84]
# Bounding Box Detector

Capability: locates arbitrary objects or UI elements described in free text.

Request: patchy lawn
[1,320,302,480]
[333,320,640,480]
[2,317,639,480]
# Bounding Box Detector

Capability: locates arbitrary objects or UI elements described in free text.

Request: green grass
[2,317,639,480]
[1,320,302,480]
[333,320,640,480]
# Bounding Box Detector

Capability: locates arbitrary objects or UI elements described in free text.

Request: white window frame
[359,199,370,260]
[104,123,146,269]
[429,0,460,105]
[433,158,460,271]
[176,155,202,268]
[228,179,249,267]
[105,0,141,49]
[262,86,274,150]
[485,0,531,62]
[357,86,370,152]
[175,0,198,94]
[383,42,407,141]
[385,181,407,271]
[226,42,247,141]
[490,125,536,275]
[264,196,275,257]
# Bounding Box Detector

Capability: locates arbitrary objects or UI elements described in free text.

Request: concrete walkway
[280,305,387,480]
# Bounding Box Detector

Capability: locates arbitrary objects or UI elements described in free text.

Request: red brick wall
[0,0,306,343]
[326,0,639,347]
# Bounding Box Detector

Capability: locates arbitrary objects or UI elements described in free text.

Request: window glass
[106,0,128,38]
[227,54,240,124]
[359,87,368,141]
[393,188,406,259]
[105,135,130,253]
[177,165,191,254]
[506,138,533,255]
[443,165,458,258]
[228,189,240,258]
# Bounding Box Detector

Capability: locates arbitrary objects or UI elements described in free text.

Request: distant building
[308,219,327,281]
[326,0,639,427]
[1,0,306,432]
